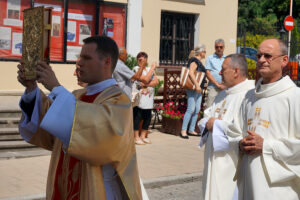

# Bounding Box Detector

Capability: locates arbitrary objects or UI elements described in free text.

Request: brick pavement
[0,129,204,199]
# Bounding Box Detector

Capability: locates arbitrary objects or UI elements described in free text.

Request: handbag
[179,67,205,90]
[132,91,141,107]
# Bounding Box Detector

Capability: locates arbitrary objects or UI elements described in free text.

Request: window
[159,11,195,66]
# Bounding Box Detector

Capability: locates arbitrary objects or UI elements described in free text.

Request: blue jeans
[181,89,202,132]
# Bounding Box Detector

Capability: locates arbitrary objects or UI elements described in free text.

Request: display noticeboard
[0,0,31,58]
[99,5,126,48]
[0,0,126,61]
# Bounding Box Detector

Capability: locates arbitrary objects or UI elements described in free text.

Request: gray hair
[188,44,206,59]
[277,39,288,55]
[226,54,248,77]
[215,38,225,46]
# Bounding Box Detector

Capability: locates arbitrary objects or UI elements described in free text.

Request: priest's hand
[205,117,216,131]
[17,61,37,93]
[239,130,264,155]
[36,61,60,91]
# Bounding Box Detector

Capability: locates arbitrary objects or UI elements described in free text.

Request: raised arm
[131,65,145,82]
[138,63,157,84]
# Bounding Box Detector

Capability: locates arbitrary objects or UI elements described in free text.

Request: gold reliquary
[22,6,52,80]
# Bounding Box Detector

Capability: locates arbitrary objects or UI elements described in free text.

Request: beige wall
[141,0,239,64]
[0,62,81,93]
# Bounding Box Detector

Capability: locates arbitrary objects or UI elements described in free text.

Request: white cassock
[226,76,300,200]
[198,79,254,200]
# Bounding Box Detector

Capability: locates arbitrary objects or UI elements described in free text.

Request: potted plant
[157,101,185,136]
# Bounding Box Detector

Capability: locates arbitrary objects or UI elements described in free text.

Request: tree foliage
[237,34,278,49]
[125,54,137,70]
[238,0,300,35]
[290,19,300,58]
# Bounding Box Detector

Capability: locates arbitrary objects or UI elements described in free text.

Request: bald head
[119,47,128,62]
[259,39,287,56]
[257,38,289,84]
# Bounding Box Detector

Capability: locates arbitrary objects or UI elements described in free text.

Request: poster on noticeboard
[102,18,114,37]
[79,24,91,44]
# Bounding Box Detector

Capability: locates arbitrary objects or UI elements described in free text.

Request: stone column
[126,0,142,57]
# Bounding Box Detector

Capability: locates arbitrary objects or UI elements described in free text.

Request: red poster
[34,0,64,61]
[0,0,31,58]
[99,5,126,48]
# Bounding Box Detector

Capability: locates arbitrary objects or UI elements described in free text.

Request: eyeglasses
[215,46,224,49]
[256,53,284,61]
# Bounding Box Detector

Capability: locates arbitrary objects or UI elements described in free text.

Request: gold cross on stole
[247,107,270,132]
[215,100,227,119]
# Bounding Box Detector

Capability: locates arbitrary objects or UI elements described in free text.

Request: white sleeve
[40,86,76,147]
[262,137,300,184]
[212,120,231,152]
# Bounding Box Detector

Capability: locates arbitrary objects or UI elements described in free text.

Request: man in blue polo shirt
[205,38,226,108]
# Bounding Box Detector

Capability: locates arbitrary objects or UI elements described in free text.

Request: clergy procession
[15,33,300,200]
[0,0,299,199]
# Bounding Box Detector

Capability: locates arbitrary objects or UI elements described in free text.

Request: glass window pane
[67,0,96,61]
[99,4,126,48]
[34,0,64,61]
[0,0,31,59]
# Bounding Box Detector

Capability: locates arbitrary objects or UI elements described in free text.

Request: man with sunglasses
[199,54,254,200]
[205,39,226,108]
[227,39,300,199]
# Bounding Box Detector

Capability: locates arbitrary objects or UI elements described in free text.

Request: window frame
[159,11,195,66]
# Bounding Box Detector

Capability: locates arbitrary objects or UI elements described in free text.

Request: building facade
[0,0,238,92]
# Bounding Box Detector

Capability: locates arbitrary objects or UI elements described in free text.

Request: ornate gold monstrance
[22,6,52,80]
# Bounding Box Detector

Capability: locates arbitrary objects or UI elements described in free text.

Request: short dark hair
[83,36,119,72]
[136,52,148,59]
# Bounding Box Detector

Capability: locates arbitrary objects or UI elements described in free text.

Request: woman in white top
[133,52,159,145]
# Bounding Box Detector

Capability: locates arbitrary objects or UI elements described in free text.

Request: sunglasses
[215,46,224,49]
[256,53,284,60]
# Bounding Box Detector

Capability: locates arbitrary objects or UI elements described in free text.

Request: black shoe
[187,132,201,137]
[179,133,189,139]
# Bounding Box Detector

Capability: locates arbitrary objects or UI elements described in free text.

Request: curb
[0,173,202,200]
[143,172,202,189]
[0,194,45,200]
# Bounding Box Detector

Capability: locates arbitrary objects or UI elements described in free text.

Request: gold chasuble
[26,85,142,200]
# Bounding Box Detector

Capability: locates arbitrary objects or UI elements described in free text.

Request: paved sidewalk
[0,129,204,199]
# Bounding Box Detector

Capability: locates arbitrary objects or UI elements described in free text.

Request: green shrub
[246,58,256,69]
[237,34,278,49]
[125,54,137,70]
[290,19,300,59]
[154,80,164,96]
